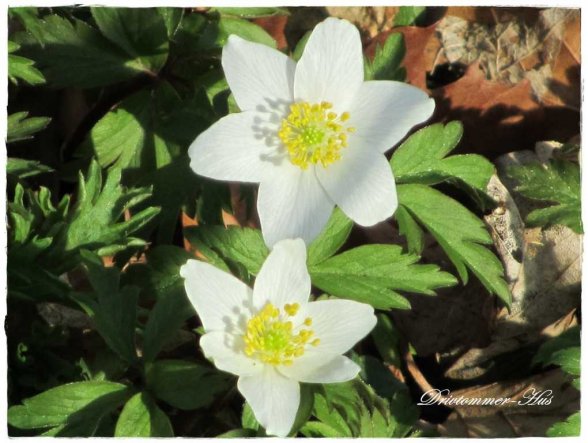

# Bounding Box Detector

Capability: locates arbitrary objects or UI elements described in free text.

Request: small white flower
[180,238,376,437]
[188,17,435,247]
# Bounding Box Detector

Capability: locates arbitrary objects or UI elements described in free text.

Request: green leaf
[61,161,160,262]
[75,250,138,363]
[307,208,353,266]
[394,205,425,255]
[146,359,230,410]
[9,7,46,44]
[507,159,582,233]
[139,246,195,362]
[391,122,495,198]
[7,161,159,301]
[533,326,580,377]
[309,244,457,310]
[292,31,311,62]
[123,245,202,361]
[397,184,511,306]
[218,428,258,437]
[158,7,184,38]
[14,14,154,88]
[198,15,276,50]
[290,384,315,436]
[8,381,131,435]
[215,7,290,18]
[242,402,260,431]
[302,378,405,437]
[8,41,46,85]
[86,83,213,173]
[393,6,426,26]
[184,225,269,276]
[7,158,53,179]
[145,155,202,243]
[115,392,173,437]
[371,314,403,366]
[364,32,406,81]
[91,7,169,73]
[546,412,580,437]
[7,111,51,143]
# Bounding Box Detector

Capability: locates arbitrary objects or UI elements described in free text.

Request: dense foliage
[6,6,579,437]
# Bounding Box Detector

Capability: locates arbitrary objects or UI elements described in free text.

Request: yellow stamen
[243,302,318,366]
[278,101,355,169]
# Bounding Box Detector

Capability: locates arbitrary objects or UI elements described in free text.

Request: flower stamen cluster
[278,101,355,169]
[243,302,319,366]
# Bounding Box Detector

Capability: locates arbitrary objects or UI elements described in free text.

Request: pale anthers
[180,239,377,437]
[188,17,435,247]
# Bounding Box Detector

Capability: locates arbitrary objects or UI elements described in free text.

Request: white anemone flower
[188,17,435,247]
[180,238,377,437]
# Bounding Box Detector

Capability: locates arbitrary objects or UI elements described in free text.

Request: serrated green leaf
[75,250,138,363]
[62,161,160,262]
[364,32,406,81]
[8,161,159,302]
[393,6,426,26]
[395,205,425,255]
[91,7,169,73]
[13,14,152,88]
[391,122,494,197]
[397,184,511,306]
[7,158,53,179]
[9,7,45,44]
[533,326,580,377]
[508,159,581,233]
[115,392,173,437]
[307,208,353,266]
[215,7,290,18]
[8,381,130,434]
[309,244,457,310]
[86,83,213,172]
[304,378,403,437]
[546,411,580,437]
[184,225,269,276]
[8,43,46,85]
[146,359,230,410]
[7,111,51,143]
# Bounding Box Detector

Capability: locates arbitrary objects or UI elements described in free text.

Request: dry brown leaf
[437,369,579,437]
[431,62,548,156]
[435,8,579,111]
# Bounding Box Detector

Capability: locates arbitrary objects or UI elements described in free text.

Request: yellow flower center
[278,101,355,169]
[243,302,319,366]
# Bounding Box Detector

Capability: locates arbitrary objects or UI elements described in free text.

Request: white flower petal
[349,80,435,153]
[258,162,335,247]
[223,35,296,112]
[180,259,252,332]
[305,299,377,355]
[253,239,311,309]
[200,331,262,377]
[316,145,398,226]
[188,111,271,183]
[279,354,360,383]
[238,367,300,437]
[294,17,363,112]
